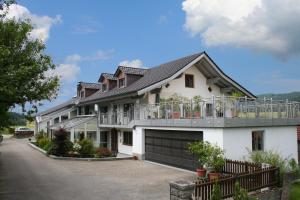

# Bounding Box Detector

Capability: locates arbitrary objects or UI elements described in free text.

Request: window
[80,91,84,98]
[185,74,194,88]
[102,84,107,92]
[206,103,213,117]
[100,131,108,147]
[155,93,160,104]
[123,131,132,146]
[252,131,264,151]
[119,78,125,88]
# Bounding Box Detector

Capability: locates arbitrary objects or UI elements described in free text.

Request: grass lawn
[290,181,300,200]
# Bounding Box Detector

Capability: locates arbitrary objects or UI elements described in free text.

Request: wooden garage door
[145,129,203,171]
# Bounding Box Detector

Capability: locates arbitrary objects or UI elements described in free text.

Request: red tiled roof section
[297,125,300,140]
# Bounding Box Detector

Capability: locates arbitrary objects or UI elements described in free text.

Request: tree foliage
[0,0,59,128]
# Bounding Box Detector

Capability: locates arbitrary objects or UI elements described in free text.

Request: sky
[6,0,300,112]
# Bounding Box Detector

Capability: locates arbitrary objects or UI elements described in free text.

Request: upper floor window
[252,131,264,151]
[185,74,194,88]
[155,93,160,104]
[102,84,107,92]
[80,91,84,98]
[119,78,125,88]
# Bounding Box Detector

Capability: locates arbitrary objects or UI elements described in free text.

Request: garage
[145,129,203,171]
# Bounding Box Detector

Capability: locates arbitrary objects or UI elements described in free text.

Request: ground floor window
[252,130,264,151]
[100,131,108,147]
[123,131,132,146]
[87,131,96,141]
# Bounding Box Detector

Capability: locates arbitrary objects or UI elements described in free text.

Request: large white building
[35,52,300,170]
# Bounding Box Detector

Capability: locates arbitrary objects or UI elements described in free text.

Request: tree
[0,0,59,128]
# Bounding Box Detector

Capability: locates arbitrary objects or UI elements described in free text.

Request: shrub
[211,183,222,200]
[37,137,51,149]
[78,139,94,157]
[233,182,252,200]
[188,141,225,172]
[49,128,73,156]
[95,147,112,158]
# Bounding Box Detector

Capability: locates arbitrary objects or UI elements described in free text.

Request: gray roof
[37,97,79,116]
[79,82,101,90]
[98,73,117,82]
[49,116,96,130]
[114,66,148,76]
[80,52,203,104]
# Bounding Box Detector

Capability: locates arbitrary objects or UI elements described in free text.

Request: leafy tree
[0,0,59,128]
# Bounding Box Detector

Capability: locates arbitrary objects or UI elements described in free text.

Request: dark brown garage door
[145,129,203,171]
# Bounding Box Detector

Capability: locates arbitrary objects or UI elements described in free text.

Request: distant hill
[8,112,27,126]
[257,91,300,102]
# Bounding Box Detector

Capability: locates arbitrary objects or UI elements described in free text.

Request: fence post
[169,180,195,200]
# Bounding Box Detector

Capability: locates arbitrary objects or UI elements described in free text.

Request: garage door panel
[145,129,203,171]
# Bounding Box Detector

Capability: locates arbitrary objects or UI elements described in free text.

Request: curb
[28,142,133,161]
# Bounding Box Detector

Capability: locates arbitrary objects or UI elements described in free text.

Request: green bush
[49,128,73,156]
[233,182,253,200]
[37,137,51,149]
[211,183,222,200]
[95,147,112,158]
[78,139,94,157]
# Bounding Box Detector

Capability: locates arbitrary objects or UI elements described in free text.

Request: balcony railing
[98,96,300,127]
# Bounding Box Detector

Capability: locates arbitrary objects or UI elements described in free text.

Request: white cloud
[119,59,144,68]
[182,0,300,59]
[47,63,80,83]
[65,54,81,63]
[4,4,61,42]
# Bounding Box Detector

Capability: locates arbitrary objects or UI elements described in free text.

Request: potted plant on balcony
[206,144,225,181]
[193,95,202,118]
[169,94,181,119]
[230,91,243,117]
[188,141,211,177]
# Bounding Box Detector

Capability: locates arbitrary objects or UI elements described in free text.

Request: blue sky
[11,0,300,111]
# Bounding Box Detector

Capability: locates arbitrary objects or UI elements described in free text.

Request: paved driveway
[0,138,195,200]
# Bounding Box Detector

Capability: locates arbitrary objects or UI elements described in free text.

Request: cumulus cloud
[46,63,80,83]
[119,59,144,68]
[65,50,114,63]
[182,0,300,59]
[65,54,81,63]
[4,4,61,42]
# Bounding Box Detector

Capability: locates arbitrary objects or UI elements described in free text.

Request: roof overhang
[49,116,96,131]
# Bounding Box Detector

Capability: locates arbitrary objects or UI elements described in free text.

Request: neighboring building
[35,52,300,170]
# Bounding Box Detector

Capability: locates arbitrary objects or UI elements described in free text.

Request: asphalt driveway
[0,138,195,200]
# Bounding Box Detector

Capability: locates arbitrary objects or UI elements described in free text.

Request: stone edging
[28,142,133,161]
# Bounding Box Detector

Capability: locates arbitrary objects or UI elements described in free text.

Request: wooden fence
[222,159,262,175]
[194,166,279,200]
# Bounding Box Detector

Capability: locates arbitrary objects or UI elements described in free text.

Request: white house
[35,52,300,171]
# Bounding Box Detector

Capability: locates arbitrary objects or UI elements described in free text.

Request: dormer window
[80,91,84,98]
[119,78,125,88]
[185,74,194,88]
[102,84,107,92]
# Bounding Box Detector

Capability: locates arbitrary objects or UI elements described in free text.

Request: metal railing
[97,96,300,126]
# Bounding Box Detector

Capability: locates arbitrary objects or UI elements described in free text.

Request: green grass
[290,182,300,200]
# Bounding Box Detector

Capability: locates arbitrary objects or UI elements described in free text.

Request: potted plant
[193,96,202,118]
[230,91,243,117]
[188,141,211,177]
[206,144,225,181]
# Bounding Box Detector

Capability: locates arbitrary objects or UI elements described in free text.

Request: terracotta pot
[194,112,201,118]
[196,168,207,177]
[208,172,221,181]
[172,112,180,119]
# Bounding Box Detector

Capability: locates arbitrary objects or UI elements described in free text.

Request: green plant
[188,141,225,172]
[78,139,94,157]
[193,95,202,112]
[49,128,73,156]
[95,147,112,158]
[247,149,298,186]
[233,182,250,200]
[211,183,222,200]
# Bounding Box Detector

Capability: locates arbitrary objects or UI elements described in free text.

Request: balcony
[98,96,300,128]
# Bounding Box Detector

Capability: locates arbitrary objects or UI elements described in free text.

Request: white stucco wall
[132,127,145,157]
[223,126,298,161]
[147,64,223,104]
[118,130,133,155]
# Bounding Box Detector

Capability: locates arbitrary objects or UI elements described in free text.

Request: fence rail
[194,166,279,200]
[222,159,262,175]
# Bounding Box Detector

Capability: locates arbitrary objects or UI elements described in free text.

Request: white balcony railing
[98,96,300,126]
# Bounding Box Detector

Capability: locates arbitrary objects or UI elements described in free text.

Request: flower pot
[196,168,207,177]
[172,112,180,119]
[208,172,221,181]
[194,112,201,118]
